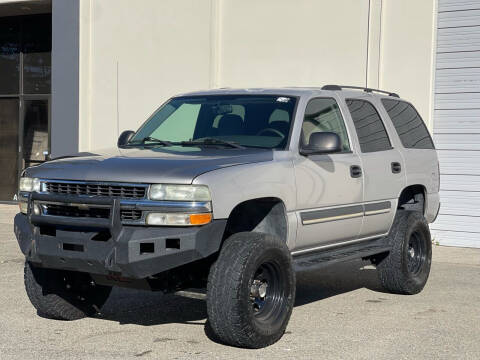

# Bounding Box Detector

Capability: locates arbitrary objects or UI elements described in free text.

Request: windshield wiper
[129,136,175,147]
[180,138,245,149]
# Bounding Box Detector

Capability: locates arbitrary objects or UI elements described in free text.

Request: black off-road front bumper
[14,193,226,279]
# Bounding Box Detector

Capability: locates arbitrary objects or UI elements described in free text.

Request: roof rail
[321,85,399,98]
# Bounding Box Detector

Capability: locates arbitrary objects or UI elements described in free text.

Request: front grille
[45,181,147,199]
[44,204,110,219]
[43,204,143,222]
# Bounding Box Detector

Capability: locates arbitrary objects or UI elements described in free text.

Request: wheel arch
[221,197,288,244]
[397,184,427,215]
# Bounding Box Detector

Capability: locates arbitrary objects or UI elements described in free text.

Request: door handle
[350,165,362,178]
[391,162,402,174]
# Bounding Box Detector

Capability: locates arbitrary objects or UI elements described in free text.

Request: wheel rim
[407,230,427,275]
[249,260,287,323]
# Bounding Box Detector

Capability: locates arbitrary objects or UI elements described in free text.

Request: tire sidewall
[399,215,432,289]
[239,244,295,337]
[394,211,432,294]
[207,232,296,348]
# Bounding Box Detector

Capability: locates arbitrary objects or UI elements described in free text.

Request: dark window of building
[346,99,392,153]
[22,14,51,94]
[381,99,435,149]
[0,17,20,94]
[302,98,350,151]
[0,14,51,95]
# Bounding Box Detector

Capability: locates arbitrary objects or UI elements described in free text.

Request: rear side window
[346,99,392,153]
[381,99,435,149]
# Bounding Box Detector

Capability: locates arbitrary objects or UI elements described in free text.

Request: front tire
[207,232,295,348]
[24,261,112,320]
[377,210,432,295]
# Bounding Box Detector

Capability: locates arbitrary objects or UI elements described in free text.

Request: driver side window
[301,98,350,151]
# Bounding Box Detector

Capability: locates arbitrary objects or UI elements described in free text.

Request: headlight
[148,184,211,201]
[19,177,41,192]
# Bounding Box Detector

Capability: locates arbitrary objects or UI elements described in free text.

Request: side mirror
[300,132,342,156]
[117,130,135,147]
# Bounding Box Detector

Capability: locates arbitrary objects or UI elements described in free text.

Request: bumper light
[146,212,212,226]
[19,202,41,215]
[19,201,28,214]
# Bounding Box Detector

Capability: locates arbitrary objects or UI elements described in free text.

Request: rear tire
[377,210,432,295]
[24,261,112,320]
[207,232,295,348]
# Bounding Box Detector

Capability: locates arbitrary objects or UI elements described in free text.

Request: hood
[24,146,274,184]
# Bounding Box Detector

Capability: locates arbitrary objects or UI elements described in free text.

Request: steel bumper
[14,192,226,279]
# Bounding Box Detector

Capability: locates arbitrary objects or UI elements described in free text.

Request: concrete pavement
[0,204,479,359]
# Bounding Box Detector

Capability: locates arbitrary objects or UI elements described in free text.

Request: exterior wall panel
[438,9,480,28]
[432,0,480,248]
[437,27,480,53]
[437,52,480,68]
[438,0,480,12]
[434,109,480,133]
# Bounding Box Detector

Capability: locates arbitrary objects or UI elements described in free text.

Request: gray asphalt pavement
[0,204,479,359]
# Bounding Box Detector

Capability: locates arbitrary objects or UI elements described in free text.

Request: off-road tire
[24,261,112,320]
[377,210,432,295]
[207,232,295,348]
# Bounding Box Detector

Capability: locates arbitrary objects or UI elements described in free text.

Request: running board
[292,238,391,272]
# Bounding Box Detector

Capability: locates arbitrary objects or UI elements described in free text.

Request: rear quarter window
[381,99,435,150]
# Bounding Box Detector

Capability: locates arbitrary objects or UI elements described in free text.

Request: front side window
[381,99,435,149]
[130,95,297,149]
[346,99,392,153]
[301,98,350,151]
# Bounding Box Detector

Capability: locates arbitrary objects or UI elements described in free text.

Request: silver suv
[14,85,440,348]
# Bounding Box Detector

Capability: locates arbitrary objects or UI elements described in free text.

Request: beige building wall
[77,0,436,151]
[378,0,437,129]
[78,0,214,151]
[218,0,369,87]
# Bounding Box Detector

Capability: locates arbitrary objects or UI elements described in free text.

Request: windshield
[129,95,298,149]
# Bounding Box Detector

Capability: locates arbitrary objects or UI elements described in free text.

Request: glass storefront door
[0,14,51,201]
[22,98,49,170]
[0,98,19,201]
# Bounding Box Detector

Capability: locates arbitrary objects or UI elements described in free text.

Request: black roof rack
[321,85,399,98]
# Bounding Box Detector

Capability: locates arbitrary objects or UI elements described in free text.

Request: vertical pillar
[366,0,382,89]
[51,0,80,157]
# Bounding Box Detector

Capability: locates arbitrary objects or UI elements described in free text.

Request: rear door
[344,97,406,237]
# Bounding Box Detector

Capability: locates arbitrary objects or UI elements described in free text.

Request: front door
[294,97,363,251]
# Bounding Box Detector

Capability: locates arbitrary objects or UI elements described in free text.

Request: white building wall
[218,0,369,88]
[377,0,437,129]
[74,0,436,151]
[78,0,214,151]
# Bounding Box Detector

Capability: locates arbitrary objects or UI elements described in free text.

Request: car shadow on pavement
[96,258,386,329]
[97,290,208,326]
[294,259,386,307]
